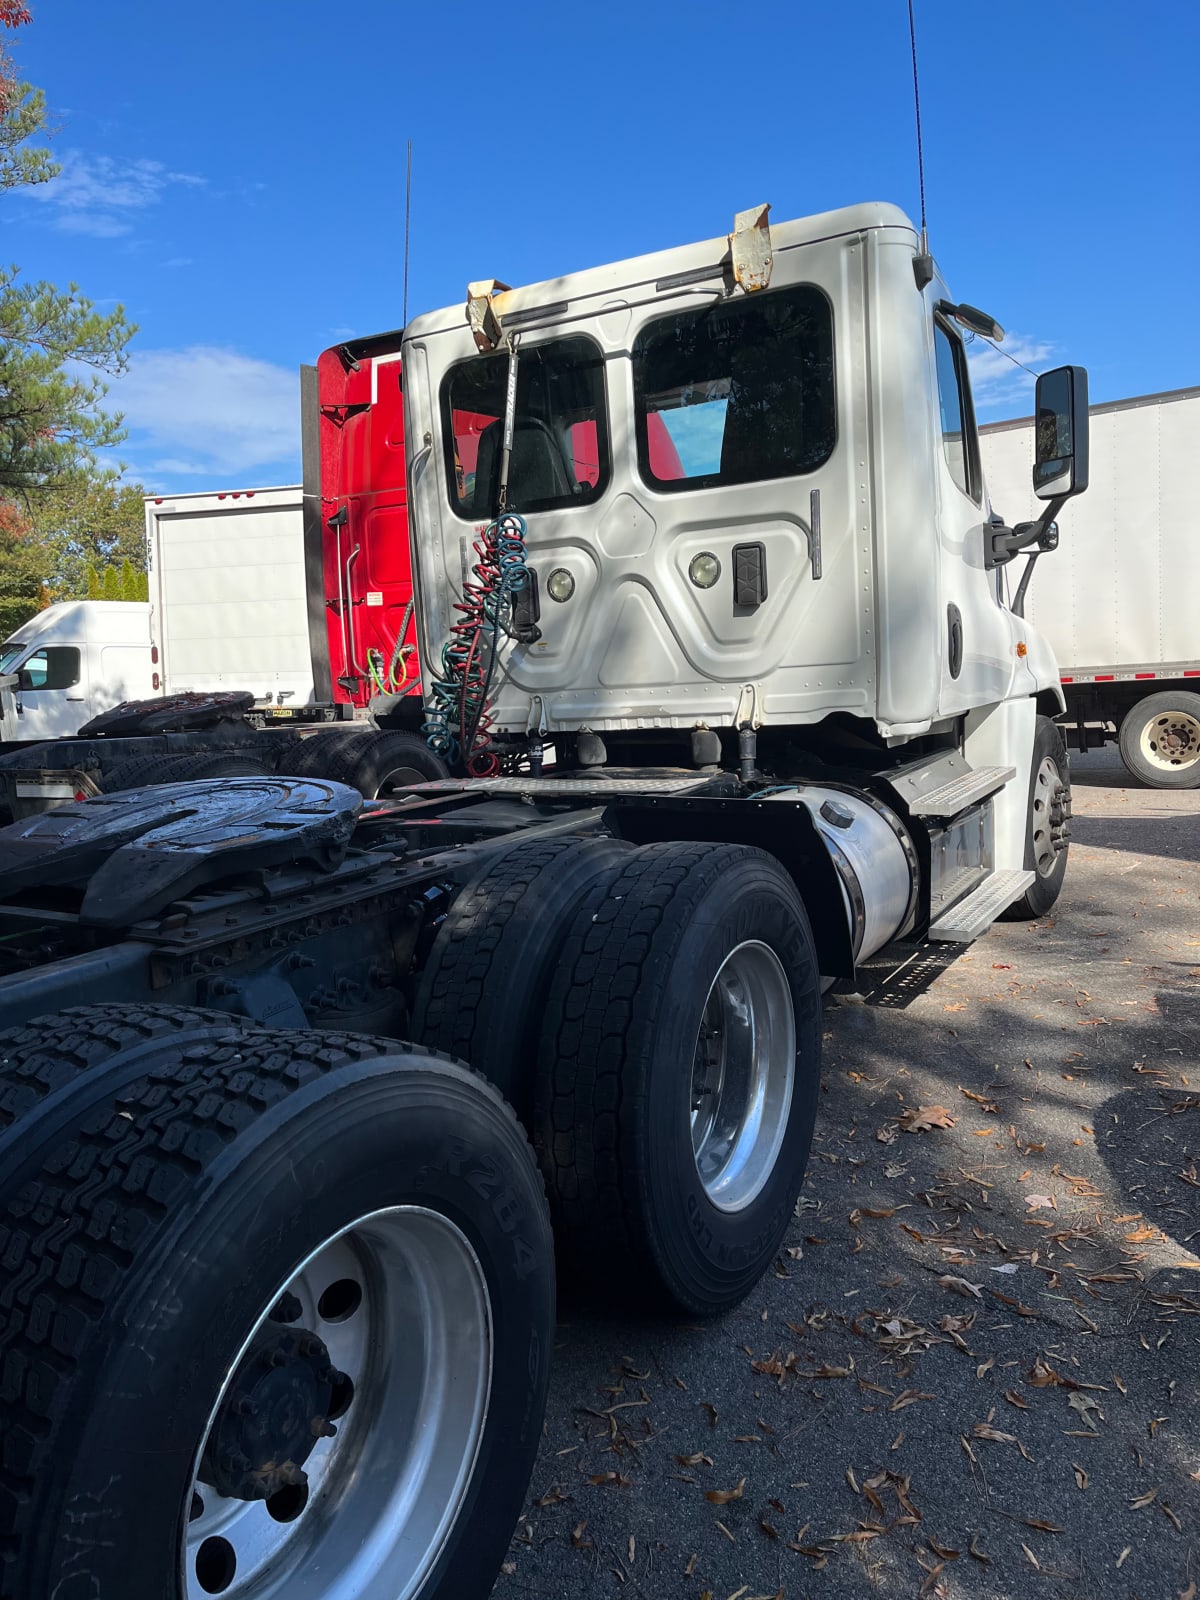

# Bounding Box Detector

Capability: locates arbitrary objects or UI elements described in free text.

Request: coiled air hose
[424,512,531,775]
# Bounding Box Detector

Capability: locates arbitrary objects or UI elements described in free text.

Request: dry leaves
[939,1274,984,1300]
[900,1105,957,1133]
[705,1477,746,1506]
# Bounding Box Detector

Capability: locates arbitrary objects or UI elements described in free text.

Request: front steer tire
[535,842,821,1316]
[0,1018,554,1600]
[1000,714,1071,921]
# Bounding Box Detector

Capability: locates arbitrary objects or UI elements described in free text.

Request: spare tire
[0,1012,554,1600]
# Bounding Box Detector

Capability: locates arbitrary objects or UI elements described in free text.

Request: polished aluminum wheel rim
[690,940,796,1213]
[1139,710,1200,772]
[183,1206,492,1600]
[1030,755,1063,877]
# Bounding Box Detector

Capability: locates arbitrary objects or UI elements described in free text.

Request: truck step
[928,869,1035,941]
[908,765,1015,818]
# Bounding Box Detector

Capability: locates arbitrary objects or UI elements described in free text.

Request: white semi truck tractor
[0,201,1087,1600]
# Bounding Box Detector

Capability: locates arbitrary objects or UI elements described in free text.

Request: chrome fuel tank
[762,785,918,962]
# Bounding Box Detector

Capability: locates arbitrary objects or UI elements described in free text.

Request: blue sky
[8,0,1197,490]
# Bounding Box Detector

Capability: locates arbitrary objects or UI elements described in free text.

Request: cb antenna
[907,0,934,289]
[402,139,413,327]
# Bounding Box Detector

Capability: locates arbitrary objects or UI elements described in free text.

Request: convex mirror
[1034,366,1089,501]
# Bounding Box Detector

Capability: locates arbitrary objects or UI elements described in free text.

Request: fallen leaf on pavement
[939,1275,983,1299]
[901,1105,957,1133]
[1129,1487,1159,1509]
[890,1389,936,1411]
[705,1478,746,1505]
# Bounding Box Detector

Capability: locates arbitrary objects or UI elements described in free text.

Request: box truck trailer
[980,384,1200,787]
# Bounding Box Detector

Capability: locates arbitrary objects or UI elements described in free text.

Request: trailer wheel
[1118,691,1200,788]
[0,1023,554,1600]
[411,836,632,1116]
[103,750,269,790]
[535,842,821,1316]
[319,729,450,797]
[1001,716,1071,921]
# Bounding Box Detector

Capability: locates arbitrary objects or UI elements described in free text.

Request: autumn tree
[25,471,148,598]
[0,496,45,634]
[0,4,135,497]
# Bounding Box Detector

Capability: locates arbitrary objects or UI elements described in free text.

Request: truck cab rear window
[633,285,836,491]
[443,336,609,518]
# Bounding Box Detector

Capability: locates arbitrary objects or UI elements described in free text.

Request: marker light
[689,552,721,589]
[547,568,575,602]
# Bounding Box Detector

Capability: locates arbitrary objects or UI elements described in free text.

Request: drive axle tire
[1118,691,1200,789]
[411,836,631,1117]
[0,1004,246,1187]
[1001,715,1071,921]
[318,729,450,796]
[0,1021,554,1600]
[535,841,821,1316]
[102,750,269,791]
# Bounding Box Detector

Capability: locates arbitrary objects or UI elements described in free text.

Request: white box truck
[980,385,1200,786]
[0,600,154,746]
[146,484,314,706]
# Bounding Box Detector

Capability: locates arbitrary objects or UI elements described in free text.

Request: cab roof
[405,202,917,343]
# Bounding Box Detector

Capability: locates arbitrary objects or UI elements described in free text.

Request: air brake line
[424,338,533,775]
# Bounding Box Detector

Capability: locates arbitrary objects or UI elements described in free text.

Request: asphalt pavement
[493,745,1200,1600]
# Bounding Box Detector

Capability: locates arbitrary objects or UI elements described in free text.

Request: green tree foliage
[0,5,136,497]
[26,471,148,598]
[85,562,100,599]
[100,563,119,601]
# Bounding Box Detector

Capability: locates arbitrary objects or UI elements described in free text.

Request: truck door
[11,643,88,741]
[931,315,1020,711]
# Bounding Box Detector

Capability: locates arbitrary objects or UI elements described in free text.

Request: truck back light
[151,645,159,664]
[153,671,160,689]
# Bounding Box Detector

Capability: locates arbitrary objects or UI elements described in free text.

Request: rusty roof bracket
[466,279,512,352]
[728,205,773,293]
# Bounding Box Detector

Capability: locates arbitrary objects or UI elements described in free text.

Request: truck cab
[401,202,1084,915]
[0,600,153,746]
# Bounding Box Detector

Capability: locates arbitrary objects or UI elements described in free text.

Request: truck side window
[934,321,982,504]
[442,336,609,519]
[633,284,835,491]
[19,647,81,691]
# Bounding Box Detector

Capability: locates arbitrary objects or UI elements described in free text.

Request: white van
[0,601,154,746]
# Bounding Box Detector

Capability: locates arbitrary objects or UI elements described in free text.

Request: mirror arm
[986,494,1067,569]
[1011,551,1040,618]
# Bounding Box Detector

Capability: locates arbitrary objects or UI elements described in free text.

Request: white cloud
[106,346,299,486]
[27,151,205,237]
[967,332,1055,418]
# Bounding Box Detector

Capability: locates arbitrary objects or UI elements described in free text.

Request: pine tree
[101,565,120,601]
[0,6,135,496]
[85,563,101,599]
